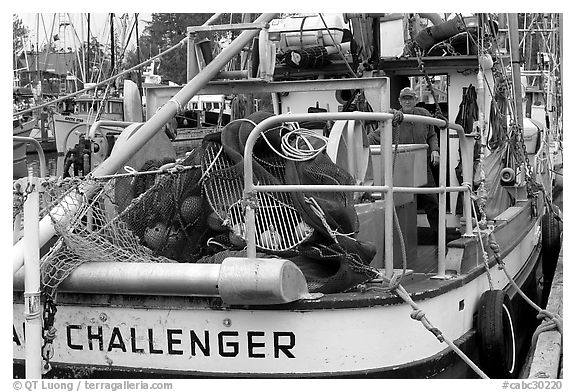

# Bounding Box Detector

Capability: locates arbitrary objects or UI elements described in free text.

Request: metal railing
[242,111,472,279]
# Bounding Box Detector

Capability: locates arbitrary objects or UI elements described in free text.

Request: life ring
[477,290,517,378]
[541,204,562,279]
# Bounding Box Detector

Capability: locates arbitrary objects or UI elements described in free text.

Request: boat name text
[14,324,296,359]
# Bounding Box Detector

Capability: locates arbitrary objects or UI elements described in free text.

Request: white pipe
[23,177,42,378]
[382,119,394,278]
[13,258,310,305]
[436,127,448,277]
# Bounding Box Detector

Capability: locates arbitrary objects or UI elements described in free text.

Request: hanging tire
[542,204,562,279]
[477,290,517,378]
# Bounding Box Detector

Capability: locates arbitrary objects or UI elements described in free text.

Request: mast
[110,13,115,76]
[135,13,143,96]
[87,13,91,83]
[507,13,524,129]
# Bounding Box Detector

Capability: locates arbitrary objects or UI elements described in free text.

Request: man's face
[399,95,417,112]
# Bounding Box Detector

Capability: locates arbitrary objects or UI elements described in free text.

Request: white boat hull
[13,222,541,377]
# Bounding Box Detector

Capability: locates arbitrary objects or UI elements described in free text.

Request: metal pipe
[252,184,467,194]
[23,176,42,378]
[508,13,525,129]
[382,119,394,278]
[436,126,448,277]
[13,258,309,305]
[13,137,47,178]
[15,262,220,296]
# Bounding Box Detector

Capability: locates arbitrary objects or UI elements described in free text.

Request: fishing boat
[13,12,562,379]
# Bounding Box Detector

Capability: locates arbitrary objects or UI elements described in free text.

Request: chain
[13,182,25,222]
[41,295,58,374]
[13,179,42,224]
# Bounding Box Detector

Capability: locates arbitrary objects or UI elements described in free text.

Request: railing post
[435,126,448,278]
[382,119,394,279]
[461,136,474,236]
[23,176,42,378]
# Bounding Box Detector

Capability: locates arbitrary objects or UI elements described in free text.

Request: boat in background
[13,12,562,379]
[52,79,143,153]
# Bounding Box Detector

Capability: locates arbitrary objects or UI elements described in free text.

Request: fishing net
[34,111,378,298]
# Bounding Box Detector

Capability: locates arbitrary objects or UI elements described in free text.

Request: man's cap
[399,87,417,98]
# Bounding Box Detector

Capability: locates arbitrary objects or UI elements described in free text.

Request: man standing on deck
[368,87,440,237]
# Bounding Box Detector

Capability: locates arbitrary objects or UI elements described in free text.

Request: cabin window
[109,101,123,114]
[406,75,449,118]
[213,102,220,110]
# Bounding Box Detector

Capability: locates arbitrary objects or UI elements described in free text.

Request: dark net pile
[39,111,379,297]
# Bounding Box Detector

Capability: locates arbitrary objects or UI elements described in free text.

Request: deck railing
[242,111,472,279]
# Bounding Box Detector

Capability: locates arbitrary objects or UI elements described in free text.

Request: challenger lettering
[13,324,296,358]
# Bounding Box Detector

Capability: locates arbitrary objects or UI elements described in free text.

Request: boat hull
[13,220,542,378]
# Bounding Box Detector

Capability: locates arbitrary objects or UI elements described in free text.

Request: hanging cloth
[455,85,480,214]
[488,75,508,150]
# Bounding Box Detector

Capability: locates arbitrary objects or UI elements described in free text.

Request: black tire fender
[477,290,517,378]
[542,204,562,278]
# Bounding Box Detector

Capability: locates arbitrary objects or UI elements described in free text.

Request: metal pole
[110,13,115,75]
[508,13,525,128]
[435,126,448,277]
[23,176,42,378]
[382,119,394,278]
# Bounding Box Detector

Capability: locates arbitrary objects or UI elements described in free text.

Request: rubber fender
[477,290,517,378]
[542,204,562,279]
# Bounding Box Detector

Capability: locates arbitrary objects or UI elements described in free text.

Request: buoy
[180,195,203,224]
[143,222,169,251]
[207,211,227,232]
[294,221,312,242]
[477,290,517,378]
[259,226,282,249]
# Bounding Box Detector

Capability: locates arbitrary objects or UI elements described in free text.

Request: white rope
[235,118,328,162]
[261,126,328,162]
